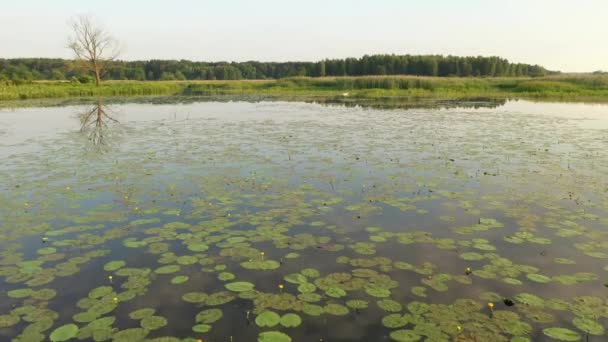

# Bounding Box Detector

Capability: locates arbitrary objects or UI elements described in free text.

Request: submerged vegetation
[2,74,608,102]
[1,99,607,341]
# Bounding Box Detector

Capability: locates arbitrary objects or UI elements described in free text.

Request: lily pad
[258,331,292,342]
[8,288,33,299]
[50,324,79,342]
[255,311,281,327]
[572,317,604,335]
[377,299,402,312]
[225,281,255,292]
[170,275,189,284]
[154,265,180,274]
[324,303,349,316]
[196,309,223,324]
[389,329,421,342]
[129,308,155,320]
[280,313,302,328]
[103,261,126,272]
[542,327,581,341]
[0,314,20,328]
[140,315,167,330]
[527,273,552,283]
[192,324,211,333]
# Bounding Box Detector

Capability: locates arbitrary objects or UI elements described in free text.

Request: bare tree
[68,15,120,86]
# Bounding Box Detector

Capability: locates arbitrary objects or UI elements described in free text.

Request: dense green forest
[0,55,550,84]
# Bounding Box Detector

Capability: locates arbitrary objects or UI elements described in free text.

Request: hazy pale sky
[1,0,607,72]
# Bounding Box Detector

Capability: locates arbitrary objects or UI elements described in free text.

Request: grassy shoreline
[2,75,608,103]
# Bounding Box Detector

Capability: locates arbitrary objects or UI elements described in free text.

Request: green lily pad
[73,311,97,323]
[129,308,156,320]
[256,311,281,327]
[365,286,391,298]
[514,293,545,307]
[284,273,308,284]
[154,265,180,274]
[103,261,126,272]
[196,309,223,324]
[460,252,485,260]
[205,291,236,306]
[0,314,20,328]
[218,272,235,281]
[382,314,409,328]
[186,243,209,252]
[572,317,604,335]
[225,281,255,292]
[170,275,189,284]
[182,292,208,303]
[258,331,292,342]
[542,327,581,341]
[324,303,349,316]
[241,260,280,270]
[140,315,167,330]
[325,287,346,298]
[377,299,402,312]
[300,268,320,278]
[112,328,148,341]
[389,329,421,342]
[527,273,552,283]
[280,313,302,328]
[8,288,33,299]
[37,247,57,255]
[346,299,369,309]
[297,283,316,293]
[50,324,79,342]
[192,324,211,333]
[88,286,113,299]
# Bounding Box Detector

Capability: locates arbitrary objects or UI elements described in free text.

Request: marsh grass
[2,74,608,102]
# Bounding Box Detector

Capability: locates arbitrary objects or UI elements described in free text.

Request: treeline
[0,55,550,83]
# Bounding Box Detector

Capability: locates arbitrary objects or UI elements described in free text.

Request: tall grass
[2,75,608,102]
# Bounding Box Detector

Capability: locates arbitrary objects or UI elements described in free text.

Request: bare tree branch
[67,15,121,86]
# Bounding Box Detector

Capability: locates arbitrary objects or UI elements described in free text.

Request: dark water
[0,98,607,342]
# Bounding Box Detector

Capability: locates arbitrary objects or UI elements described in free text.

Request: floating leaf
[255,311,281,327]
[280,313,302,328]
[572,317,604,335]
[50,324,79,342]
[129,308,155,320]
[377,299,402,312]
[103,261,126,272]
[258,331,292,342]
[346,299,369,309]
[182,292,207,303]
[192,324,211,333]
[389,329,421,342]
[154,265,180,274]
[8,288,33,299]
[527,273,551,283]
[225,281,255,292]
[141,316,167,330]
[542,327,581,341]
[382,314,409,328]
[170,275,189,284]
[196,309,223,324]
[0,314,20,328]
[325,287,346,298]
[324,304,349,316]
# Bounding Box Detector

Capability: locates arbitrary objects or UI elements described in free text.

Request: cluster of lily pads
[1,99,608,341]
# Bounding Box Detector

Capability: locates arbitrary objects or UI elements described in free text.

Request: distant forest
[0,55,551,83]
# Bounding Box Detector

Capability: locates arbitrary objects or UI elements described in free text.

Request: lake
[1,98,607,342]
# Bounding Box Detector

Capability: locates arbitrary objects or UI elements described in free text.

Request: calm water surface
[0,98,607,342]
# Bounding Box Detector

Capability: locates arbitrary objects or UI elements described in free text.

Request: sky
[1,0,607,72]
